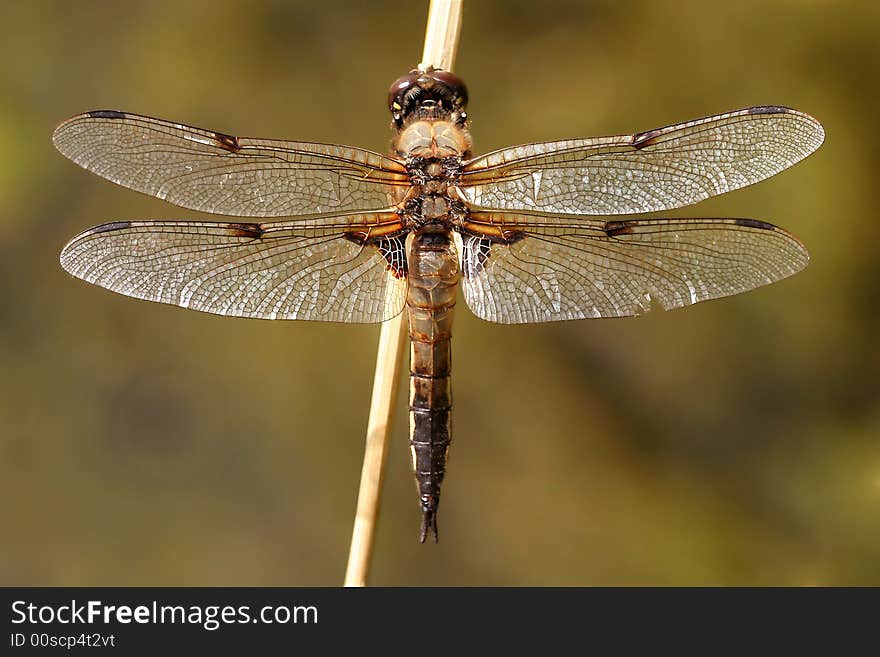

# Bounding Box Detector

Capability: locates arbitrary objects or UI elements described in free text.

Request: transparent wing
[53,110,410,218]
[460,106,824,216]
[60,214,408,323]
[458,213,808,323]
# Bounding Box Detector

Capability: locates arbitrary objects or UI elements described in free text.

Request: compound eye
[388,71,420,111]
[430,70,468,107]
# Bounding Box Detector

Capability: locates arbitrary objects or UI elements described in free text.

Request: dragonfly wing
[53,111,409,218]
[458,212,808,323]
[460,107,824,215]
[60,214,408,323]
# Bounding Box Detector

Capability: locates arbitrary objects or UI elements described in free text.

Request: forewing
[459,213,808,323]
[60,214,408,323]
[53,111,409,218]
[461,107,824,215]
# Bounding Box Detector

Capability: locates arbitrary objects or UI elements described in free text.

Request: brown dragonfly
[55,68,824,542]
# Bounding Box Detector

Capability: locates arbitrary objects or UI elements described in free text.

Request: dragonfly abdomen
[406,228,459,543]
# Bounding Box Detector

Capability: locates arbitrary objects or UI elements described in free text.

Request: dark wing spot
[603,220,636,237]
[734,218,776,230]
[92,220,132,234]
[747,105,791,115]
[342,231,368,246]
[213,131,241,153]
[461,235,491,279]
[227,222,263,238]
[87,110,127,120]
[375,235,408,279]
[459,228,526,279]
[631,128,663,149]
[342,232,409,277]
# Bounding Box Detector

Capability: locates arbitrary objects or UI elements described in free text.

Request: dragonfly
[55,67,824,542]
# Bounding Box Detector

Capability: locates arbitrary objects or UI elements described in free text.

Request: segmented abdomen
[406,228,459,542]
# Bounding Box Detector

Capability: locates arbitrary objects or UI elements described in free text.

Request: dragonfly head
[388,67,468,129]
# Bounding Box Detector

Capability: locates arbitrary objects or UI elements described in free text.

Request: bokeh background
[2,0,877,585]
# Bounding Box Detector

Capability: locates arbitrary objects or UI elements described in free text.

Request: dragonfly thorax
[394,119,472,159]
[401,154,468,229]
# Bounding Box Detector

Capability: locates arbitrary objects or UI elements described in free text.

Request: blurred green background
[1,0,877,586]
